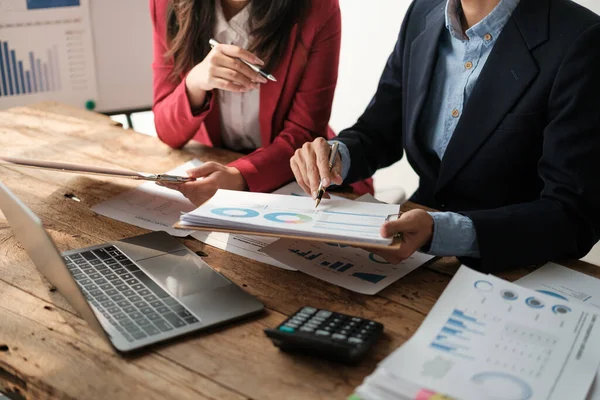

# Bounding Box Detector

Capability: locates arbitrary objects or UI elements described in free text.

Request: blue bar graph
[0,43,6,96]
[27,0,80,10]
[289,249,322,261]
[26,71,32,93]
[29,52,37,93]
[18,61,25,94]
[36,59,43,92]
[0,41,60,97]
[10,50,20,95]
[3,42,14,95]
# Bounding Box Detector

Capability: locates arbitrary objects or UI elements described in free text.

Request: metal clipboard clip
[385,213,404,240]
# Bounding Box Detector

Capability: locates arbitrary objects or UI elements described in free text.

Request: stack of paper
[353,266,600,400]
[177,190,401,247]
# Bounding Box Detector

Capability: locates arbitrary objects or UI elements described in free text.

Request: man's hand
[290,137,343,198]
[368,209,434,264]
[158,162,247,207]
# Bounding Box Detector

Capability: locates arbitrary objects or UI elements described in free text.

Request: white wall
[332,0,416,203]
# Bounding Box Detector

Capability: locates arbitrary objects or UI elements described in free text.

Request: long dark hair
[166,0,310,79]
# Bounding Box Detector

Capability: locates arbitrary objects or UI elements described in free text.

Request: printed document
[355,266,600,400]
[262,239,433,295]
[178,190,400,246]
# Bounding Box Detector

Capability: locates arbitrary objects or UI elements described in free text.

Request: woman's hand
[290,137,344,199]
[366,209,434,264]
[185,44,268,108]
[159,162,247,207]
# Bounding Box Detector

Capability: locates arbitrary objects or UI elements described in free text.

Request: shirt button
[484,33,493,41]
[465,61,473,70]
[451,109,460,118]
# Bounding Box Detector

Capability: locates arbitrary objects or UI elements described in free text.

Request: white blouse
[214,0,262,151]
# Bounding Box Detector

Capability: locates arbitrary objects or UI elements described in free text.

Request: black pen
[315,142,340,208]
[209,38,277,82]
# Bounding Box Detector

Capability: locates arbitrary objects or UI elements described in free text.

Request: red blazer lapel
[259,24,299,145]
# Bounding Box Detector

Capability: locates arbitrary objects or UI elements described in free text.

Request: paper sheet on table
[91,160,203,237]
[191,183,352,271]
[92,161,302,270]
[261,239,434,295]
[516,262,600,400]
[356,266,600,400]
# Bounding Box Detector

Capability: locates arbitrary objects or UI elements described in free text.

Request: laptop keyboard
[64,245,199,343]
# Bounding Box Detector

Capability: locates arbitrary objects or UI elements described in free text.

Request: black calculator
[264,307,384,364]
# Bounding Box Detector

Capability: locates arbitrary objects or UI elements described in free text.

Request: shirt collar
[445,0,520,44]
[214,0,251,41]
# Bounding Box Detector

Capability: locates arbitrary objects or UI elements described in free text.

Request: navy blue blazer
[337,0,600,272]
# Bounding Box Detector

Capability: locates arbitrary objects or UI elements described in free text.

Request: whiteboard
[89,0,153,113]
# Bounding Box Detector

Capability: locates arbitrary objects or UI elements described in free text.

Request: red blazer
[150,0,373,194]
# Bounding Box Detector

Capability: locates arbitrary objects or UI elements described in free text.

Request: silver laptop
[0,181,263,352]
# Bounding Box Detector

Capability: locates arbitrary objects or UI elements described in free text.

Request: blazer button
[440,204,446,209]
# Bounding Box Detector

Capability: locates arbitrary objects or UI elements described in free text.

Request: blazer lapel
[405,2,445,181]
[259,24,299,145]
[436,0,548,192]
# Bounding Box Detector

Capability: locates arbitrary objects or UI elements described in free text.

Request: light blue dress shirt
[334,0,520,258]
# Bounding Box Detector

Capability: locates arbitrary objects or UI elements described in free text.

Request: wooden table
[0,103,598,400]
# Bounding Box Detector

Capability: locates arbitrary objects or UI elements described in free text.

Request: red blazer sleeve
[229,5,342,193]
[149,0,215,149]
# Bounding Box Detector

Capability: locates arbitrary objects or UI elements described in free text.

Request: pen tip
[315,198,321,208]
[268,75,277,82]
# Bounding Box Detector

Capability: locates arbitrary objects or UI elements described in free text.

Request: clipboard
[172,222,404,250]
[0,156,196,183]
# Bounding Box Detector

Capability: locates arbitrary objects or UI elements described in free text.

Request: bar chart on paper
[263,239,434,294]
[0,0,97,108]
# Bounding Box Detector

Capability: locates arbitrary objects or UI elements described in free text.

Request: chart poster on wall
[0,0,98,110]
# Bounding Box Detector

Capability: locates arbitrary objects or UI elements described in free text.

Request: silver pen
[209,38,277,82]
[315,142,340,208]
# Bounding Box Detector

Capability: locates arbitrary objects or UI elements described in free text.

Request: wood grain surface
[0,103,597,400]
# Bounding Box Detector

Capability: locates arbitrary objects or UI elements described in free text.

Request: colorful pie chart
[263,212,312,224]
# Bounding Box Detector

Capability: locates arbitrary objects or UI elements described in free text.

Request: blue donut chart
[525,296,545,309]
[471,372,533,400]
[552,304,571,314]
[474,280,493,292]
[211,208,260,218]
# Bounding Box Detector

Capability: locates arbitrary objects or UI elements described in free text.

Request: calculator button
[279,326,295,333]
[300,327,314,333]
[316,310,332,318]
[294,315,308,321]
[285,322,300,328]
[324,326,332,332]
[352,317,362,323]
[340,330,349,335]
[306,323,320,329]
[311,316,326,323]
[348,337,364,344]
[332,334,347,340]
[333,318,342,323]
[315,330,330,336]
[300,307,317,315]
